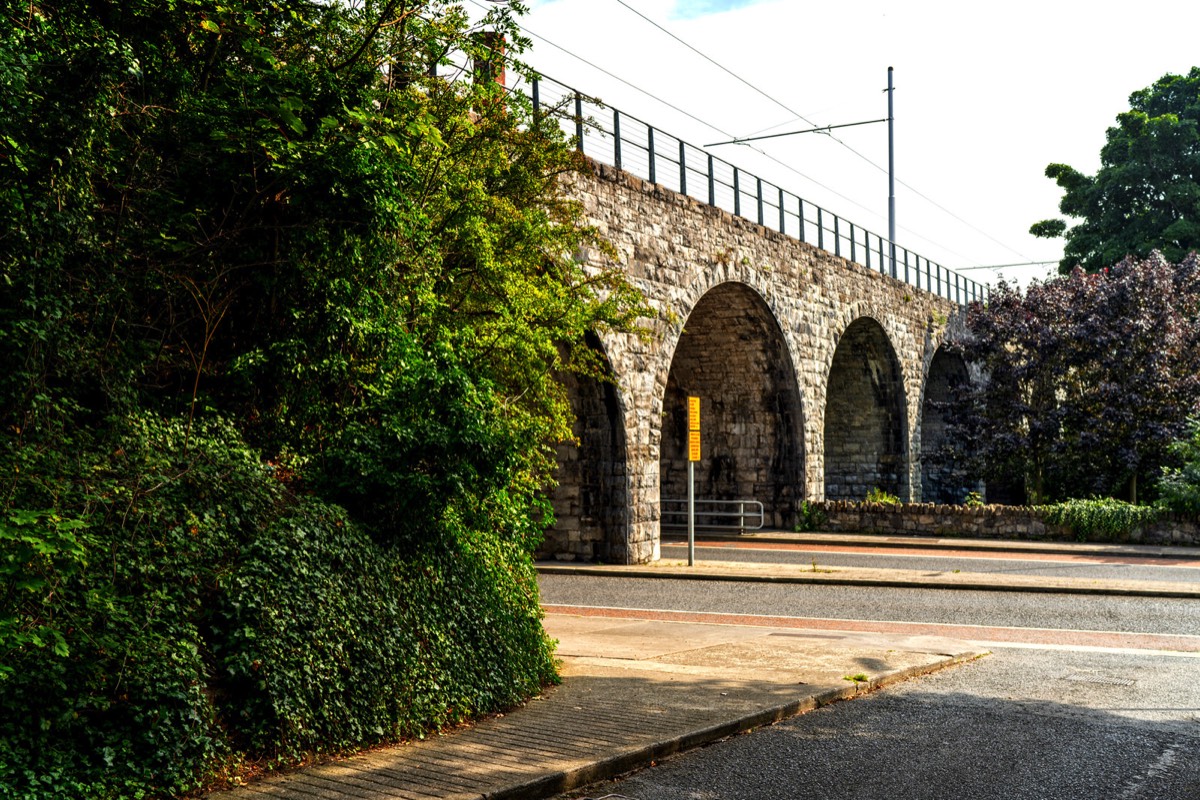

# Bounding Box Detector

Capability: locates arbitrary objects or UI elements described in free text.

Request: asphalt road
[555,648,1200,800]
[542,568,1200,800]
[538,574,1200,636]
[659,540,1200,583]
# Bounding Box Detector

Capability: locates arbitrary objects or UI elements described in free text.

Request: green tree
[1157,417,1200,515]
[1032,67,1200,273]
[0,0,644,795]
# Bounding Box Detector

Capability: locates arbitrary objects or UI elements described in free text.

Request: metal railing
[661,498,765,532]
[523,74,987,306]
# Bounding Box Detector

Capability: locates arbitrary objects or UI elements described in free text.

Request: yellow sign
[687,396,700,461]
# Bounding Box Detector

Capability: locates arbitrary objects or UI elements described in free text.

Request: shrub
[1042,497,1161,541]
[865,487,902,506]
[0,415,556,797]
[794,501,828,532]
[1157,418,1200,516]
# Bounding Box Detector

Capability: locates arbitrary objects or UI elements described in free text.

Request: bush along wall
[0,416,557,798]
[808,500,1200,546]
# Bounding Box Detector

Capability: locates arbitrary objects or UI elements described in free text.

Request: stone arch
[920,346,970,504]
[541,332,630,562]
[823,316,908,501]
[658,281,805,529]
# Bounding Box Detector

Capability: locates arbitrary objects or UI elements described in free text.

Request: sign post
[687,396,700,567]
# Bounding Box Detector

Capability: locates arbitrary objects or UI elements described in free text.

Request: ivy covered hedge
[1,0,641,796]
[2,416,556,797]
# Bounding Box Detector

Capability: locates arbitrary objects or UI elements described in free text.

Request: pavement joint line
[344,759,476,793]
[281,776,380,800]
[362,764,482,793]
[309,770,422,800]
[487,723,617,748]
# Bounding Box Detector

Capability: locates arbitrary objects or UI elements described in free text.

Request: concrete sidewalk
[214,614,983,800]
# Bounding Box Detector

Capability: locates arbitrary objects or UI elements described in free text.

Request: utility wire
[503,15,884,222]
[510,20,978,264]
[608,0,1033,263]
[959,260,1059,271]
[466,0,983,266]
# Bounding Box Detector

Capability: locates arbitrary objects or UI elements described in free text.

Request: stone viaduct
[540,161,971,565]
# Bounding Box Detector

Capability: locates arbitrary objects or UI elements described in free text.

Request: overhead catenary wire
[480,15,883,225]
[609,0,1032,266]
[463,1,998,271]
[958,260,1059,271]
[472,4,984,265]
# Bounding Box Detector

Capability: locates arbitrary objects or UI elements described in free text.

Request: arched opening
[921,347,970,504]
[659,283,804,529]
[542,333,628,561]
[823,317,906,500]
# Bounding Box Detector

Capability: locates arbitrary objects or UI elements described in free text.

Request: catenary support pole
[888,66,896,276]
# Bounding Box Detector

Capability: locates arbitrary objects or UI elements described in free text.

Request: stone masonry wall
[823,318,906,500]
[812,501,1200,546]
[550,160,963,563]
[659,284,804,528]
[542,356,629,562]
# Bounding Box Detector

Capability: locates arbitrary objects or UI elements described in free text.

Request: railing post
[850,223,856,263]
[798,199,806,242]
[613,109,622,169]
[866,232,871,270]
[739,501,745,536]
[574,91,583,153]
[707,154,715,206]
[904,250,910,284]
[647,127,656,184]
[778,188,785,233]
[817,207,824,250]
[531,78,540,121]
[756,177,764,226]
[834,215,841,258]
[733,168,741,217]
[879,237,885,274]
[679,140,687,195]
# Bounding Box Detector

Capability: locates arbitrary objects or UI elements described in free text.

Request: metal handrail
[521,73,987,306]
[660,498,765,532]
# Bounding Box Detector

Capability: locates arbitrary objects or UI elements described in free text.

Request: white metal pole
[887,66,896,277]
[688,460,695,566]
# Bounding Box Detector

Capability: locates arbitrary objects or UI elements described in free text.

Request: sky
[466,0,1200,288]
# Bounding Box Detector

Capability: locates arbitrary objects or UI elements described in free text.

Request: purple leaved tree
[947,252,1200,504]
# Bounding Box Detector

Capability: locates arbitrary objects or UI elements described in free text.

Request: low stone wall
[811,501,1200,546]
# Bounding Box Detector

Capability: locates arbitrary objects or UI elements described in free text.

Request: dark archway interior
[823,317,906,500]
[543,333,628,562]
[921,347,970,504]
[659,284,804,529]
